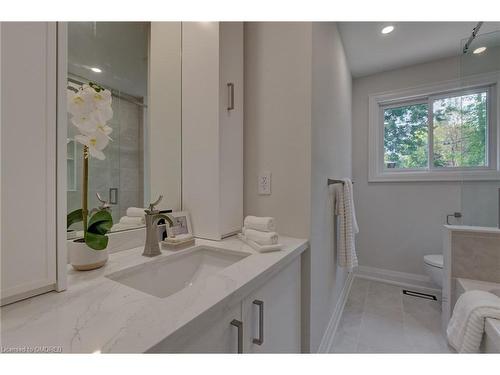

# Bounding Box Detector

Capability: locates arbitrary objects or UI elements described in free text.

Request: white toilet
[423,254,444,288]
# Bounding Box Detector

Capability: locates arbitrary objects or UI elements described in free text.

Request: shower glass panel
[459,29,500,227]
[67,22,149,229]
[461,181,499,227]
[461,30,500,77]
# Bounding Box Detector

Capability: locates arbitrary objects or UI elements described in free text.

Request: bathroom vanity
[0,236,307,353]
[1,21,245,305]
[1,21,291,353]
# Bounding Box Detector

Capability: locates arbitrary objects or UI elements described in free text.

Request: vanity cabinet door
[218,22,244,238]
[149,303,243,353]
[182,22,243,241]
[242,257,301,353]
[1,22,58,305]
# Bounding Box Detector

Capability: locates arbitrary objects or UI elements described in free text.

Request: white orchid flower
[91,88,112,109]
[74,130,110,160]
[67,89,93,117]
[71,113,98,134]
[97,124,113,137]
[72,110,113,138]
[92,110,113,138]
[97,105,113,122]
[69,82,113,160]
[92,103,113,124]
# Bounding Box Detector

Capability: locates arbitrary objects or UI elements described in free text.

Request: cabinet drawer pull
[227,82,234,111]
[252,300,264,345]
[230,319,243,353]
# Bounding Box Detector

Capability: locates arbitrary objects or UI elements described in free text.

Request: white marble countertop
[0,236,308,353]
[444,225,500,234]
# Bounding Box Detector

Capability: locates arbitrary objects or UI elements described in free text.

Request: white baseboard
[355,265,441,296]
[317,271,354,353]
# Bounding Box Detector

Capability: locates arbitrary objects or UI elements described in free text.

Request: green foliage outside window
[383,90,488,170]
[433,92,487,168]
[384,103,429,169]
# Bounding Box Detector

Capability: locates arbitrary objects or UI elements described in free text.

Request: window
[384,102,429,169]
[369,78,498,182]
[432,91,488,168]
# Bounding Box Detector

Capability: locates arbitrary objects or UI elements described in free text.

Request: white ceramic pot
[69,239,108,271]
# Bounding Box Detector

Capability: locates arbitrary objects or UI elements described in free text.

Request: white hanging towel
[447,290,500,353]
[334,178,359,269]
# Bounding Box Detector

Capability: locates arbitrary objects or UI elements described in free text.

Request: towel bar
[327,178,355,186]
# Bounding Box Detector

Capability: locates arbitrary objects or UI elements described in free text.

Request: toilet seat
[424,254,443,269]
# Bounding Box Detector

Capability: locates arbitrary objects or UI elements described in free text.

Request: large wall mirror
[66,22,181,235]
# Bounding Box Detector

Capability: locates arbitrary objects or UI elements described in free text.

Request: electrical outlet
[258,172,272,195]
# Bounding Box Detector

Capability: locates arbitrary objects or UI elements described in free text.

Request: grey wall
[309,23,353,352]
[352,56,464,276]
[244,22,353,352]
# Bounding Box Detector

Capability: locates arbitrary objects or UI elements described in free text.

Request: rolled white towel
[243,227,278,245]
[243,216,276,232]
[126,207,146,217]
[447,290,500,353]
[119,216,144,226]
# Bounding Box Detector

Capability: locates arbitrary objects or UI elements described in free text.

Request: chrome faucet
[90,192,112,215]
[142,195,174,257]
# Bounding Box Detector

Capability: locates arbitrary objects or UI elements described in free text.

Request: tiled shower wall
[451,231,500,283]
[67,97,144,227]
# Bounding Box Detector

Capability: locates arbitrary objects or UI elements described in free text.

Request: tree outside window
[383,89,488,170]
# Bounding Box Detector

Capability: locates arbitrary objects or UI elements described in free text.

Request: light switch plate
[258,172,272,195]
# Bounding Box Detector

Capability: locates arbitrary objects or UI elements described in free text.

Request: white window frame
[368,72,500,182]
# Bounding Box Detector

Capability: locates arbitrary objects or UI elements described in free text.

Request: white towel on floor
[334,178,359,269]
[243,216,276,232]
[126,207,146,217]
[447,290,500,353]
[242,227,278,245]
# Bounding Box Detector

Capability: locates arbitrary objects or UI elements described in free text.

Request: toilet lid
[424,254,443,268]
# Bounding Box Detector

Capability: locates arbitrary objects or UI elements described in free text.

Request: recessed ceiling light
[381,25,395,34]
[473,46,487,54]
[90,67,102,73]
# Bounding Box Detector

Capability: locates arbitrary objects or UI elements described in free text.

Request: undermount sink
[106,246,251,298]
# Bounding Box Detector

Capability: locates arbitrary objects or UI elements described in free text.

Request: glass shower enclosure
[459,28,500,228]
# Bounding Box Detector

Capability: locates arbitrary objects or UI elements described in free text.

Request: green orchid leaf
[67,209,83,229]
[87,210,113,232]
[84,231,109,250]
[92,221,112,235]
[84,210,113,250]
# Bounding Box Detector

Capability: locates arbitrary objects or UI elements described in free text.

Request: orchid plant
[66,82,114,250]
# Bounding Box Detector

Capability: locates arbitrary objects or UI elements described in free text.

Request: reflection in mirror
[66,22,182,238]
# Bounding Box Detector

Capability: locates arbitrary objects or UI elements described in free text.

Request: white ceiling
[338,22,500,78]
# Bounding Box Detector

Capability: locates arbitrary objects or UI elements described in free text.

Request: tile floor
[330,277,453,353]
